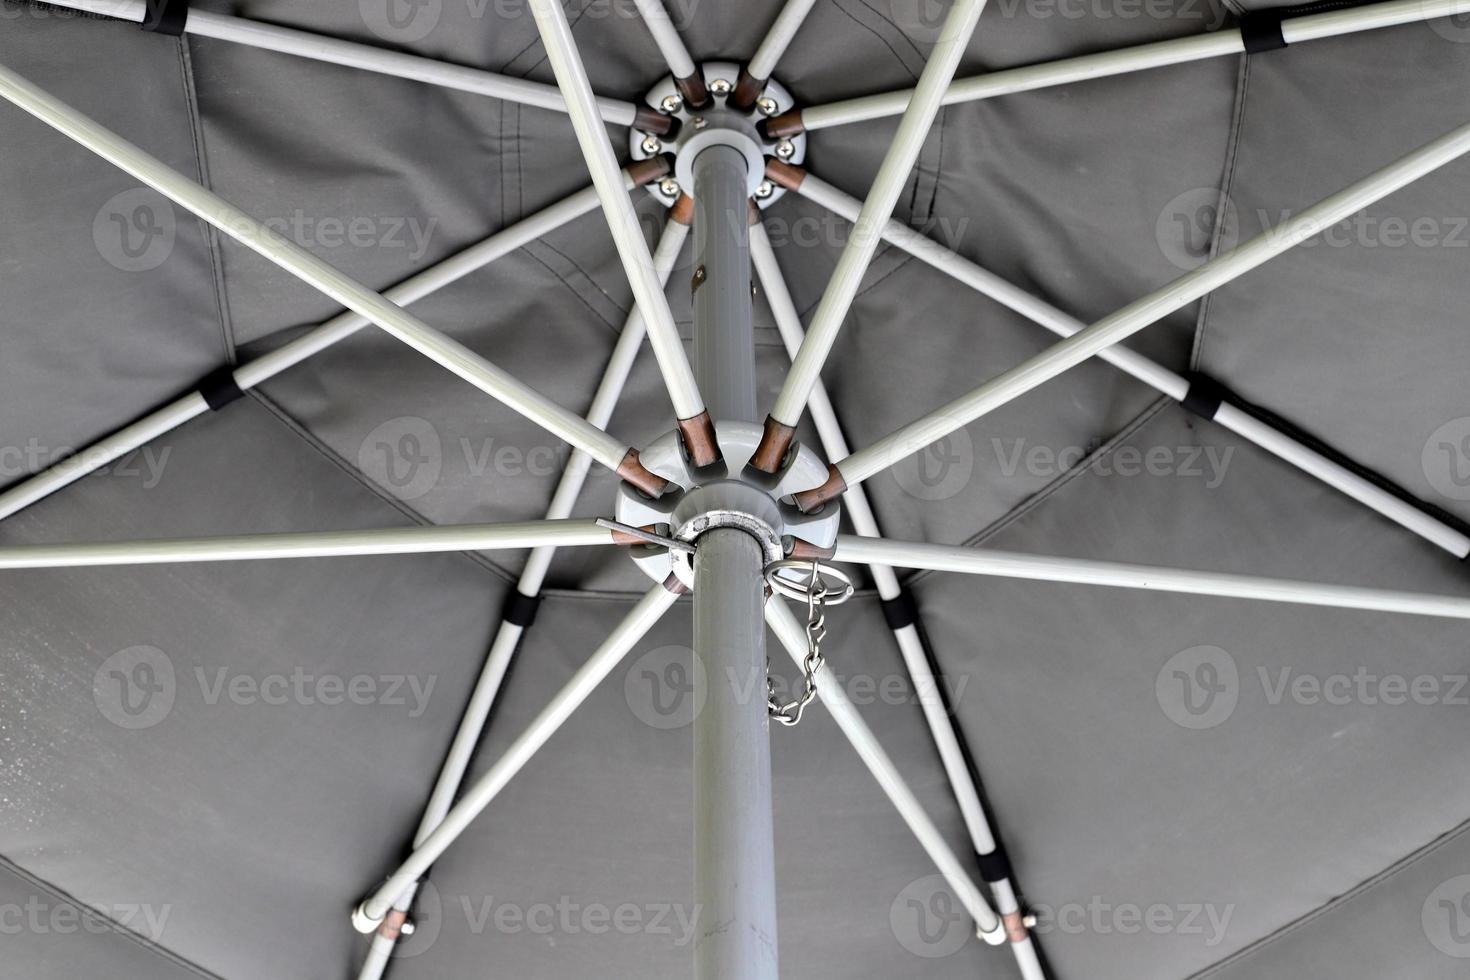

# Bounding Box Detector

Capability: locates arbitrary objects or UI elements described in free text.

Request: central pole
[690,144,779,979]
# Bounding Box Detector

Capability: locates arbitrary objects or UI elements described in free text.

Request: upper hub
[630,61,807,209]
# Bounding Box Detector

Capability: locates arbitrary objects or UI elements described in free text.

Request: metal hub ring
[763,559,855,606]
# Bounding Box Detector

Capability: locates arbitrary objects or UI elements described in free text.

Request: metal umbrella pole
[687,145,780,979]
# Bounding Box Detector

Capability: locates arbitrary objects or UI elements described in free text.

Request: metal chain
[767,561,828,727]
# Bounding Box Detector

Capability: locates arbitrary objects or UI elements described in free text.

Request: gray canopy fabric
[2,0,1470,977]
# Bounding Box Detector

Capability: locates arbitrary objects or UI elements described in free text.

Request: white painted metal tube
[765,599,1004,944]
[632,0,698,80]
[765,0,987,428]
[0,182,611,524]
[528,0,706,422]
[790,170,1470,558]
[834,536,1470,619]
[833,117,1470,494]
[0,520,616,569]
[0,63,636,473]
[357,583,682,926]
[795,0,1470,131]
[41,0,641,126]
[746,0,820,81]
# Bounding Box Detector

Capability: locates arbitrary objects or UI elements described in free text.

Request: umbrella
[3,0,1470,976]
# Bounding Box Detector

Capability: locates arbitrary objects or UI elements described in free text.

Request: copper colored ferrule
[632,105,677,138]
[793,462,847,514]
[747,199,763,225]
[378,908,410,941]
[749,415,796,474]
[730,68,766,111]
[610,523,661,547]
[1003,910,1029,944]
[670,193,695,226]
[786,537,836,561]
[759,109,805,140]
[678,411,722,467]
[616,448,673,498]
[763,159,806,192]
[662,572,691,595]
[628,153,673,187]
[675,72,711,110]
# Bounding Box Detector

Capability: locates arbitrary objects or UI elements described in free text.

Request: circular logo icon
[891,875,972,958]
[1156,188,1239,270]
[93,188,176,272]
[1422,418,1470,501]
[359,0,443,42]
[888,421,974,502]
[1156,645,1238,730]
[388,879,442,959]
[93,646,176,730]
[1427,0,1470,42]
[358,416,442,501]
[624,645,705,730]
[1424,875,1470,957]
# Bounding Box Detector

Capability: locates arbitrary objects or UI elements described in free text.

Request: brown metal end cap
[785,537,837,561]
[759,109,805,141]
[378,908,410,941]
[627,153,673,186]
[670,193,695,226]
[747,199,763,225]
[661,573,690,596]
[677,411,722,468]
[616,448,672,498]
[730,68,766,111]
[793,463,847,514]
[1003,910,1030,945]
[749,415,796,474]
[675,72,711,111]
[632,105,677,138]
[610,523,660,547]
[763,159,806,192]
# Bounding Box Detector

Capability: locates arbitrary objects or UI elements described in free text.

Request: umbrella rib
[751,223,1045,975]
[0,520,620,569]
[353,580,685,931]
[773,164,1470,558]
[798,116,1470,510]
[529,0,716,461]
[767,0,1470,135]
[351,214,692,978]
[748,0,989,475]
[0,62,676,497]
[834,536,1470,619]
[37,0,674,133]
[730,0,821,110]
[631,0,711,107]
[764,598,1008,947]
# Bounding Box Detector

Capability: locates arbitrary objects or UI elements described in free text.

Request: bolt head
[658,178,681,198]
[400,920,416,936]
[775,139,796,160]
[659,94,683,113]
[691,116,708,130]
[754,181,774,199]
[709,78,732,95]
[756,97,779,116]
[640,135,663,154]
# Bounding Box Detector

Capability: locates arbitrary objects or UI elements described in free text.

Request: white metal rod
[528,0,707,423]
[764,0,987,431]
[788,169,1470,558]
[753,223,1042,974]
[833,535,1470,619]
[0,63,640,476]
[764,599,1004,944]
[830,117,1470,497]
[632,0,698,80]
[0,520,616,569]
[42,0,642,127]
[0,181,614,524]
[794,0,1470,131]
[746,0,820,81]
[357,582,682,925]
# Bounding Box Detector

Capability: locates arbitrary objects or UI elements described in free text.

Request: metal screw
[640,135,663,155]
[400,920,417,936]
[691,265,707,292]
[1022,914,1037,929]
[754,180,775,199]
[658,177,681,198]
[710,78,732,95]
[775,139,796,160]
[691,116,708,131]
[659,93,683,113]
[756,97,779,116]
